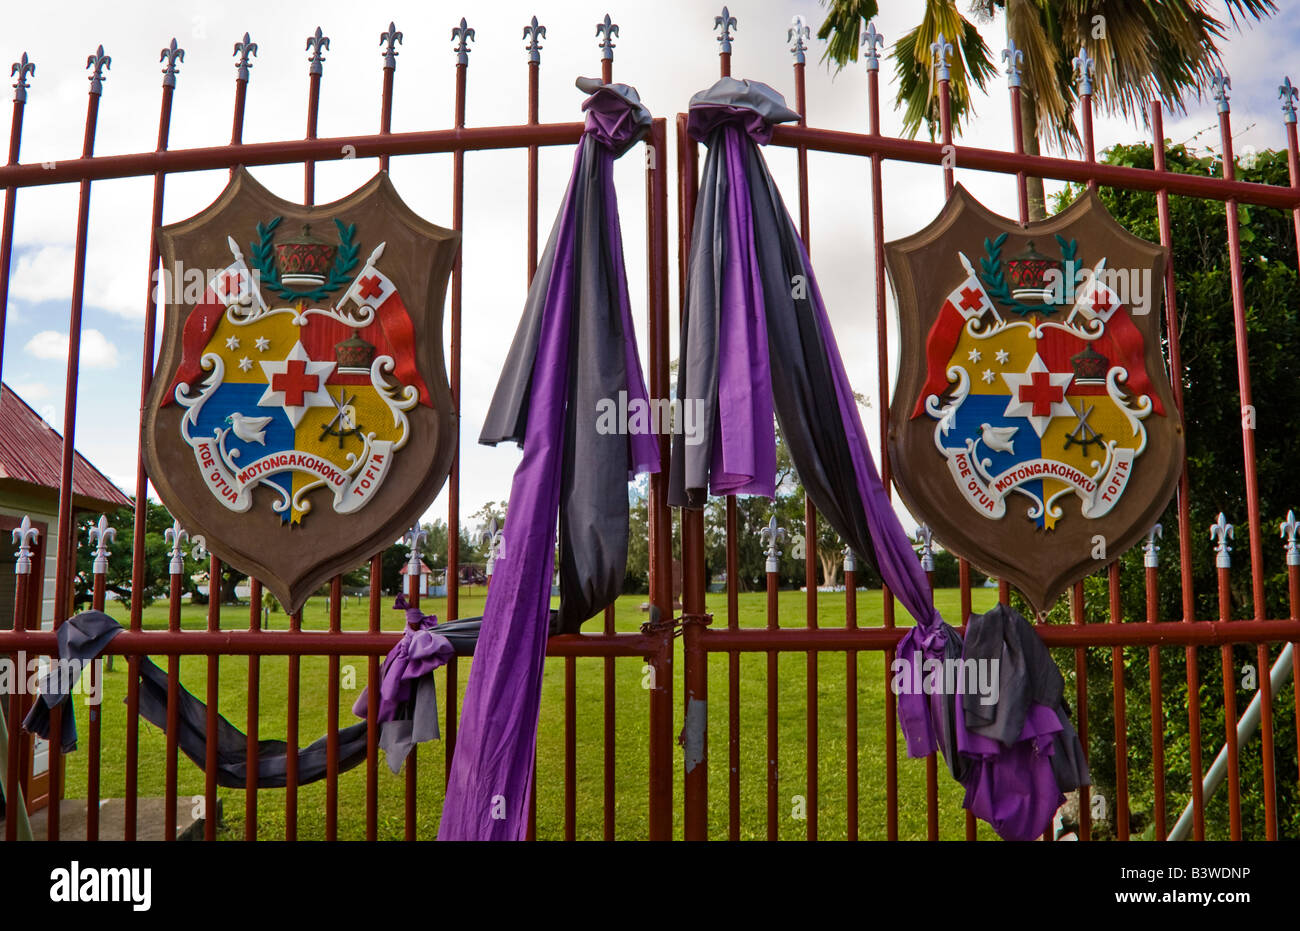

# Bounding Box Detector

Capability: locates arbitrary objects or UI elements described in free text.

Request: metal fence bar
[246,578,261,840]
[48,46,109,843]
[204,555,222,841]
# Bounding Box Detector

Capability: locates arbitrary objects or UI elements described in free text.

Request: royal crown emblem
[886,186,1183,611]
[143,169,459,612]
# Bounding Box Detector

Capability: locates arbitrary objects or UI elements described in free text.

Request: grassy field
[61,585,999,840]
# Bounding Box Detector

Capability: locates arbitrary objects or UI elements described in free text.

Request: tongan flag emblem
[887,187,1184,611]
[144,169,459,613]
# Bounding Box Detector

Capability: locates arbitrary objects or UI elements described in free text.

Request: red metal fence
[1,12,1298,841]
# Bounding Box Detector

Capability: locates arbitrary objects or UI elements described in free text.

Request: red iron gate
[0,11,1298,841]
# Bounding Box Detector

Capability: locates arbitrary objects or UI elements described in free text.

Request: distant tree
[72,498,205,612]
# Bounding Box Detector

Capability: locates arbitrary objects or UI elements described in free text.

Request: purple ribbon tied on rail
[353,594,454,726]
[439,77,657,840]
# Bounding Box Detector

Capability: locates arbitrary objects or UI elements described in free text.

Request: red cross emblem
[958,286,985,313]
[1018,371,1065,417]
[272,360,321,407]
[356,275,384,300]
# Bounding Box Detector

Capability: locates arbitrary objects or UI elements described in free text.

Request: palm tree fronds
[815,0,880,72]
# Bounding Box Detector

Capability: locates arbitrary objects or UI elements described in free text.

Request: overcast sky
[0,0,1295,543]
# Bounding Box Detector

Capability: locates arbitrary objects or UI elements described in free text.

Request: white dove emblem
[226,412,273,445]
[980,423,1018,454]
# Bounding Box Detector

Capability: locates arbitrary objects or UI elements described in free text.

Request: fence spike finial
[842,543,856,574]
[931,32,952,82]
[12,515,39,575]
[862,21,884,72]
[1143,523,1162,568]
[306,26,330,76]
[452,17,476,65]
[1072,46,1094,97]
[164,519,189,576]
[1210,512,1233,569]
[1280,77,1298,124]
[788,15,810,64]
[1211,68,1231,114]
[1002,39,1023,88]
[760,515,786,573]
[380,22,403,70]
[596,14,619,61]
[1281,510,1300,566]
[523,16,546,64]
[914,523,935,572]
[86,45,110,96]
[88,514,116,575]
[234,32,258,82]
[404,523,429,580]
[160,38,184,88]
[715,6,737,55]
[10,52,34,103]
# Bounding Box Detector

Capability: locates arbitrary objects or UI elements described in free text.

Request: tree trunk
[1020,96,1047,221]
[818,550,839,590]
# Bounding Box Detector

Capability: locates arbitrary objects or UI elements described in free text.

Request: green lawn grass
[61,585,999,840]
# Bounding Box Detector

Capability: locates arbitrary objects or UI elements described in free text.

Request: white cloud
[8,380,50,401]
[24,328,119,368]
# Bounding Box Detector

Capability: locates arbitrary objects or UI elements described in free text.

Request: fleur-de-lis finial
[523,16,546,64]
[234,32,258,82]
[452,18,476,65]
[11,52,35,103]
[862,22,884,72]
[12,515,39,575]
[380,22,403,70]
[1280,77,1298,124]
[481,517,506,575]
[914,524,935,572]
[1143,523,1162,568]
[596,14,619,61]
[1211,68,1231,114]
[164,519,189,576]
[715,6,738,55]
[788,15,810,64]
[190,534,208,563]
[306,27,330,76]
[760,516,786,573]
[86,45,110,96]
[159,39,184,88]
[1210,513,1234,569]
[1002,39,1024,88]
[88,514,116,575]
[404,523,429,579]
[842,543,857,574]
[1072,46,1094,96]
[1281,510,1300,566]
[931,32,953,82]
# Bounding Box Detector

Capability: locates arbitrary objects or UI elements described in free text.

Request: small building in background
[0,383,131,817]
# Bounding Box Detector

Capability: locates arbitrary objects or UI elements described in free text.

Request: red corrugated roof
[0,383,132,511]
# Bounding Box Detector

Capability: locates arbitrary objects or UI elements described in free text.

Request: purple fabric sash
[351,595,454,724]
[438,81,656,840]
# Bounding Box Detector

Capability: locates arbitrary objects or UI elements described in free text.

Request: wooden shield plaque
[143,168,459,613]
[886,185,1183,612]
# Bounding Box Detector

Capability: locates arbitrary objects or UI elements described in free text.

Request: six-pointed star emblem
[257,340,337,428]
[1001,353,1074,438]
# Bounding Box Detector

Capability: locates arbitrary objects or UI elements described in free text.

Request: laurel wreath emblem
[250,216,360,303]
[978,232,1079,317]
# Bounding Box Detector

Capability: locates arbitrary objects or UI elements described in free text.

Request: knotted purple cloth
[438,78,657,840]
[671,78,1088,843]
[670,77,942,628]
[351,594,454,725]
